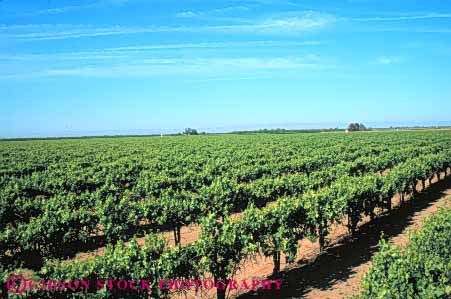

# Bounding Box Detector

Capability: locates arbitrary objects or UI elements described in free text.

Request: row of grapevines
[30,149,451,299]
[357,204,451,299]
[2,142,439,267]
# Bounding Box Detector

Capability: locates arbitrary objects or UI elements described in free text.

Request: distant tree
[183,128,199,135]
[347,123,359,131]
[347,123,367,132]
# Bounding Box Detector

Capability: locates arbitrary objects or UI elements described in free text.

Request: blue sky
[1,0,451,137]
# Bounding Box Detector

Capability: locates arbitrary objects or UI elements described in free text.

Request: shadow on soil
[238,175,451,299]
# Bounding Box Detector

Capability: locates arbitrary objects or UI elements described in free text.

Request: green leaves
[41,234,169,299]
[96,193,140,244]
[359,207,451,299]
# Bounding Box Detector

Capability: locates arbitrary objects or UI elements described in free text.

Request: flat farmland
[1,130,451,299]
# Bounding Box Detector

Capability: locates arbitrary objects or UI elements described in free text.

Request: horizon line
[3,121,451,140]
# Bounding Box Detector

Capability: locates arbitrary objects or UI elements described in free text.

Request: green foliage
[197,214,256,281]
[1,131,451,299]
[96,192,140,244]
[347,123,367,131]
[358,207,451,299]
[182,128,199,135]
[40,235,169,299]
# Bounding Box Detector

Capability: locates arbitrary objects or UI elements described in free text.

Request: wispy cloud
[357,26,451,33]
[351,13,451,22]
[13,11,451,42]
[1,56,334,79]
[175,11,199,18]
[175,6,249,18]
[25,5,88,16]
[0,40,323,62]
[254,12,333,33]
[375,56,400,65]
[0,25,170,41]
[18,0,131,17]
[341,12,451,33]
[0,11,333,41]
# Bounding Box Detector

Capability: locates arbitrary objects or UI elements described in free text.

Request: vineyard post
[386,193,392,212]
[318,227,326,253]
[347,207,359,236]
[215,278,230,299]
[173,225,181,246]
[272,251,281,276]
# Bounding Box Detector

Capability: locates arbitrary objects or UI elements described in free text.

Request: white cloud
[375,57,400,65]
[0,11,333,41]
[258,13,332,33]
[0,40,323,62]
[376,27,451,33]
[0,24,183,41]
[175,6,249,18]
[352,13,451,22]
[20,0,131,16]
[197,11,334,34]
[175,11,199,18]
[1,56,334,79]
[29,6,84,16]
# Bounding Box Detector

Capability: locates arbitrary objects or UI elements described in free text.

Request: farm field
[1,130,451,299]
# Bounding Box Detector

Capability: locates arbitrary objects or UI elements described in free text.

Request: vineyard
[1,130,451,299]
[358,204,451,298]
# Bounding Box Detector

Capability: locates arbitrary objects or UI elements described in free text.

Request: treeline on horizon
[2,125,451,141]
[229,128,345,134]
[0,128,344,141]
